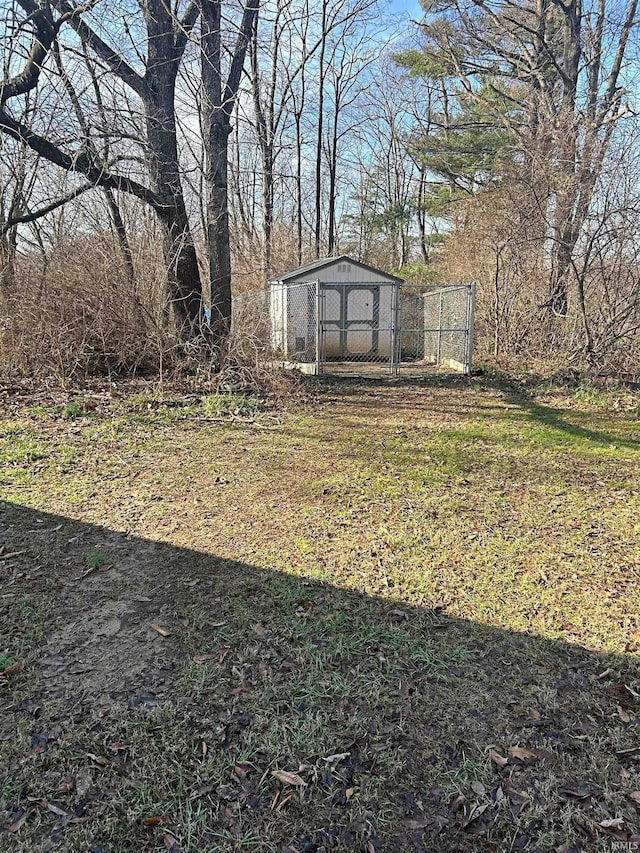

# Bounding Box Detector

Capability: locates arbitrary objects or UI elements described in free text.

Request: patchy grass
[0,652,15,671]
[0,375,639,852]
[61,399,88,419]
[85,550,109,571]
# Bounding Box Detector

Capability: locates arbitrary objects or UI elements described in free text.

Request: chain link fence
[397,284,474,374]
[229,281,475,376]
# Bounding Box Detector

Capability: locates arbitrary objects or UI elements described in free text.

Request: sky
[388,0,424,21]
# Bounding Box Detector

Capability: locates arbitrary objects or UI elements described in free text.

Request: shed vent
[338,263,351,272]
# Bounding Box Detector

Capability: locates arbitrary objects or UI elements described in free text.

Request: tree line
[1,0,639,376]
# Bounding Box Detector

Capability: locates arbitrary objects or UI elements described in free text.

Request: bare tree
[0,1,205,333]
[199,0,259,337]
[420,0,640,316]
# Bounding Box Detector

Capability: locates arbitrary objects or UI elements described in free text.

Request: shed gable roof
[273,255,403,283]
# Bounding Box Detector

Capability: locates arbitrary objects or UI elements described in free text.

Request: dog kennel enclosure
[267,256,475,375]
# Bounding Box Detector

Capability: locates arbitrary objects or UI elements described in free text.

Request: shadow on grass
[314,373,640,453]
[501,391,640,452]
[1,501,639,852]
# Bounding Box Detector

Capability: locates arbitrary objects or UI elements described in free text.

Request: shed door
[346,288,375,354]
[320,284,379,358]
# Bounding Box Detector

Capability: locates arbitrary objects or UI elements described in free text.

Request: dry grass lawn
[0,374,639,852]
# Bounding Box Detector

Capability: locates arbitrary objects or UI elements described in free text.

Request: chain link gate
[316,281,396,372]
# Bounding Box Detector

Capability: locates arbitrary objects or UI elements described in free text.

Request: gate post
[465,281,476,375]
[391,281,400,376]
[315,280,322,375]
[436,290,443,366]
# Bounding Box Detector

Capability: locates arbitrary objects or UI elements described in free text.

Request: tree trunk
[143,0,203,336]
[206,118,233,337]
[314,0,327,259]
[295,110,304,265]
[327,90,340,255]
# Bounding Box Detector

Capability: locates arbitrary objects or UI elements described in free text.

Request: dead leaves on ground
[163,833,182,852]
[271,769,306,787]
[490,749,509,768]
[9,813,27,833]
[507,745,539,762]
[490,745,543,767]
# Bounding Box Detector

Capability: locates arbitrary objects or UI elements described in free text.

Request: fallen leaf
[345,786,355,800]
[559,781,593,801]
[45,802,70,818]
[630,791,640,805]
[462,802,488,828]
[9,814,26,833]
[144,816,164,826]
[276,790,294,811]
[75,766,92,798]
[163,834,182,852]
[0,661,22,679]
[471,781,486,796]
[189,783,214,800]
[507,746,538,761]
[193,654,217,663]
[151,624,172,638]
[388,609,408,622]
[617,704,631,723]
[452,794,466,812]
[324,752,350,764]
[233,763,251,780]
[599,818,625,829]
[503,782,531,817]
[272,769,306,787]
[596,817,628,839]
[86,752,108,766]
[253,623,268,637]
[536,667,551,675]
[490,750,508,767]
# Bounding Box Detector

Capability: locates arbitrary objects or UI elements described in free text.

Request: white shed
[269,255,403,366]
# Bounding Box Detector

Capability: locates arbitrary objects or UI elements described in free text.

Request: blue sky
[389,0,424,20]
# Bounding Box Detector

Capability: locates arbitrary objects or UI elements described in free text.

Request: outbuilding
[269,255,403,366]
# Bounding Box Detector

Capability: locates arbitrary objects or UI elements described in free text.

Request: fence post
[391,281,400,376]
[465,282,476,375]
[436,290,443,366]
[315,280,322,375]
